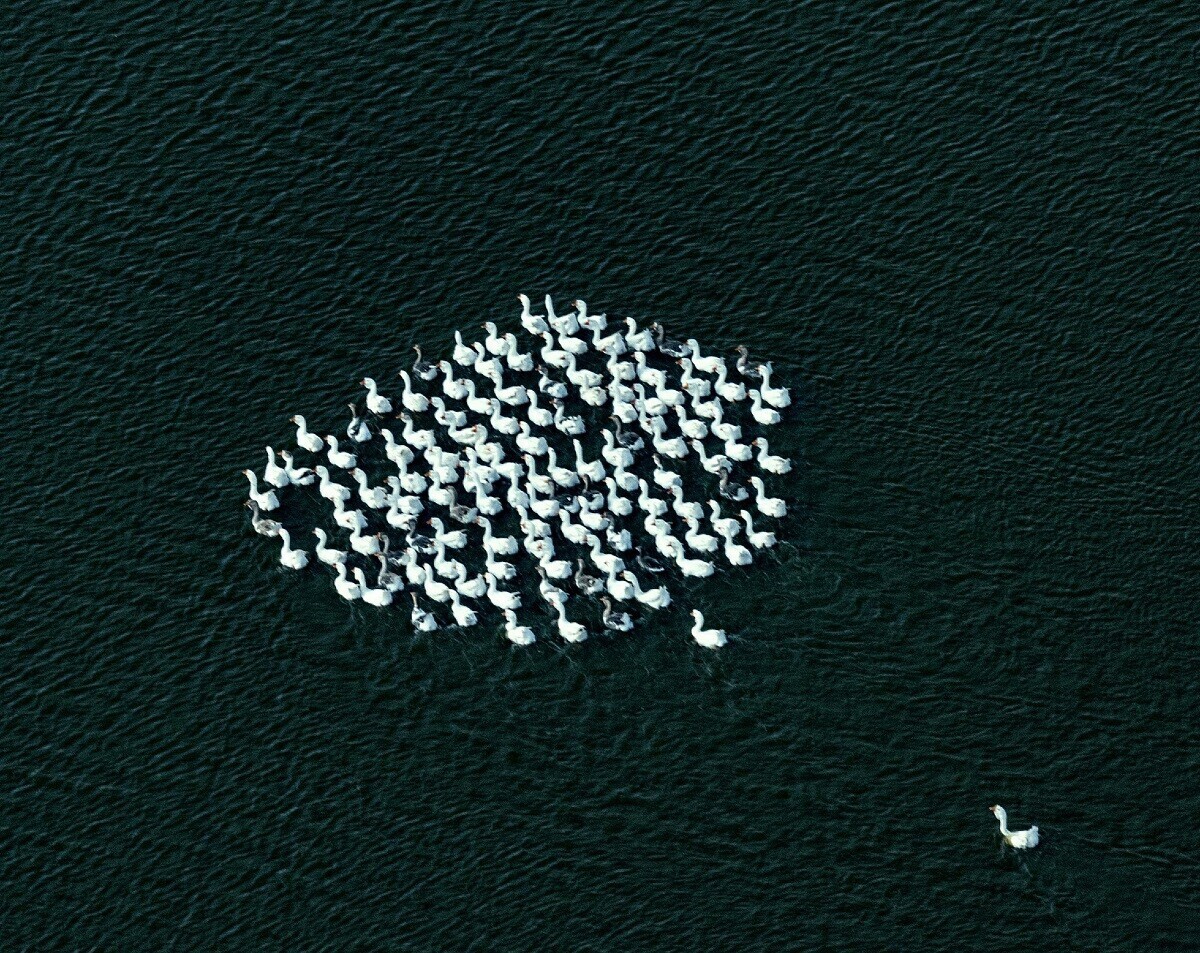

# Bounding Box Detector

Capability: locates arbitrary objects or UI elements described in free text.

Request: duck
[690,609,727,648]
[990,806,1039,849]
[759,362,791,408]
[503,608,536,645]
[242,469,280,511]
[334,563,362,601]
[279,450,314,486]
[452,330,476,366]
[518,293,549,335]
[245,500,281,536]
[325,435,357,469]
[411,593,439,631]
[314,465,352,505]
[653,323,691,358]
[290,414,325,453]
[263,447,291,488]
[749,476,787,517]
[752,437,792,474]
[276,528,309,569]
[312,527,347,565]
[735,345,763,380]
[601,596,634,632]
[361,377,393,415]
[412,345,439,381]
[345,404,372,443]
[749,389,781,425]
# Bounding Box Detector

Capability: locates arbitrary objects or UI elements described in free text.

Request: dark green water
[5,2,1200,949]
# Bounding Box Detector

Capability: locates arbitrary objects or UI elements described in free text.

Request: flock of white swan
[244,294,795,648]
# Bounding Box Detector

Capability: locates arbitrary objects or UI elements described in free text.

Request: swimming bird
[325,435,357,469]
[653,323,690,358]
[503,608,536,645]
[345,404,372,443]
[601,596,634,632]
[735,345,762,380]
[410,593,438,631]
[245,500,281,536]
[279,450,314,486]
[263,447,290,488]
[242,469,279,511]
[759,362,791,408]
[990,806,1039,849]
[749,389,781,425]
[312,527,347,565]
[690,609,727,648]
[361,377,393,415]
[334,563,362,601]
[412,345,439,381]
[752,437,791,474]
[749,477,787,518]
[290,414,325,453]
[277,528,309,570]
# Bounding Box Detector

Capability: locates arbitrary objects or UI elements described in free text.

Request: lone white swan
[990,805,1039,849]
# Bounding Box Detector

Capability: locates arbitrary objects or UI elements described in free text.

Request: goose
[718,467,749,502]
[539,332,571,369]
[477,517,518,557]
[652,431,688,460]
[381,428,414,467]
[578,507,610,533]
[410,593,439,631]
[713,363,747,402]
[540,556,573,580]
[459,378,493,416]
[735,345,763,380]
[411,345,439,381]
[493,373,530,407]
[485,575,521,611]
[572,439,606,482]
[518,293,549,335]
[624,317,656,352]
[990,806,1039,849]
[529,486,560,521]
[472,343,504,384]
[678,554,715,578]
[606,527,632,552]
[622,570,671,609]
[691,392,721,421]
[537,366,569,399]
[677,358,712,398]
[610,460,639,493]
[486,554,517,581]
[752,437,792,474]
[325,435,357,469]
[710,404,742,443]
[549,593,587,643]
[669,484,704,522]
[503,608,536,645]
[515,422,547,458]
[276,528,309,569]
[432,539,466,581]
[557,509,590,545]
[438,361,469,401]
[722,533,753,566]
[603,477,633,517]
[574,559,603,595]
[350,469,389,509]
[245,500,281,536]
[633,351,667,389]
[607,418,642,452]
[724,437,753,463]
[651,456,682,491]
[408,531,437,556]
[593,324,627,356]
[453,567,489,600]
[749,389,781,425]
[610,394,638,424]
[636,479,669,519]
[423,571,454,603]
[446,590,478,627]
[385,487,418,530]
[356,566,394,607]
[545,448,580,489]
[504,334,534,372]
[426,473,455,509]
[644,513,672,540]
[314,465,352,505]
[349,527,383,556]
[279,451,314,486]
[472,484,503,518]
[599,430,633,470]
[673,404,708,440]
[396,370,429,413]
[601,596,634,632]
[685,341,723,375]
[399,414,436,451]
[429,517,467,549]
[759,362,791,408]
[333,500,368,534]
[263,447,290,488]
[684,517,719,553]
[691,440,728,475]
[655,532,684,561]
[708,500,742,539]
[741,510,776,548]
[586,534,625,576]
[243,469,280,511]
[558,331,589,357]
[563,351,601,389]
[551,400,585,436]
[546,294,579,336]
[525,391,554,428]
[653,323,691,358]
[334,563,362,601]
[448,491,478,525]
[345,404,372,443]
[690,610,727,648]
[633,383,667,418]
[604,568,635,601]
[575,299,605,331]
[482,321,509,357]
[312,528,347,565]
[290,414,325,453]
[605,352,636,384]
[361,377,393,415]
[452,330,476,366]
[749,476,787,517]
[448,423,486,446]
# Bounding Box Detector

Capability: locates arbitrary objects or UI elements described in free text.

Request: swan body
[991,806,1039,849]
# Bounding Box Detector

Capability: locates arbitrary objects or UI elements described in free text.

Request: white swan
[276,527,308,572]
[290,414,325,453]
[990,806,1039,849]
[690,609,727,648]
[361,377,393,415]
[242,469,279,511]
